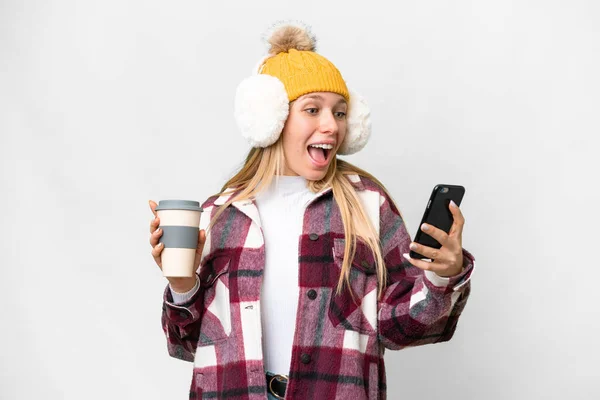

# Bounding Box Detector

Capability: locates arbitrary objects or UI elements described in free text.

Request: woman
[148,22,474,400]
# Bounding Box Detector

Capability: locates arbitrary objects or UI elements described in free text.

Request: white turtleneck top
[254,175,318,374]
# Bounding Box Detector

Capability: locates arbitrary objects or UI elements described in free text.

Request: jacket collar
[212,174,365,227]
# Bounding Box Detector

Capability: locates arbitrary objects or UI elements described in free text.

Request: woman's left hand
[403,200,465,277]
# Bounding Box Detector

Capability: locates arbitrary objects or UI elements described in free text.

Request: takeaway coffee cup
[155,200,203,277]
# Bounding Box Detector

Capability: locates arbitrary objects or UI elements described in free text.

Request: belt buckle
[268,374,288,399]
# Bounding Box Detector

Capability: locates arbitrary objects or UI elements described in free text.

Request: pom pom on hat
[262,20,317,55]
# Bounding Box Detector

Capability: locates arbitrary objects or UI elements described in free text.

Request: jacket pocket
[328,238,379,335]
[197,251,232,346]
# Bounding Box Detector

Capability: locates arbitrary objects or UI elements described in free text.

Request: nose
[318,110,339,135]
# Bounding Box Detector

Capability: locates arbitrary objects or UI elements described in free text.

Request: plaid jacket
[161,174,474,400]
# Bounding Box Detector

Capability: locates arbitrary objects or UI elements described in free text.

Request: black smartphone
[409,184,465,260]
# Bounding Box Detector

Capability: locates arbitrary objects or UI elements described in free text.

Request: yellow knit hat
[259,26,349,102]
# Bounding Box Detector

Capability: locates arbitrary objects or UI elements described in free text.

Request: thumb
[149,200,158,216]
[196,229,206,253]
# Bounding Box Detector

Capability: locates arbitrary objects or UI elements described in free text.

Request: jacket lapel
[232,199,262,229]
[212,188,262,229]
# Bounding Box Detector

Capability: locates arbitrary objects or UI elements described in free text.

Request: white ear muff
[234,74,289,148]
[338,89,372,155]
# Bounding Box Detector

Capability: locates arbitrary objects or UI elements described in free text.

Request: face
[280,92,348,181]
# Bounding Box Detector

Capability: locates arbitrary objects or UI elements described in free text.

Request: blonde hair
[207,138,393,298]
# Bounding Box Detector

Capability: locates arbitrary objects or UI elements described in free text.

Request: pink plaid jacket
[161,174,474,399]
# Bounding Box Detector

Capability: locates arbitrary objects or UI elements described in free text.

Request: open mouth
[307,144,333,166]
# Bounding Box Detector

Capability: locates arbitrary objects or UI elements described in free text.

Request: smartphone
[409,184,465,260]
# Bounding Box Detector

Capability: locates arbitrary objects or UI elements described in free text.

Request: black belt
[266,372,288,399]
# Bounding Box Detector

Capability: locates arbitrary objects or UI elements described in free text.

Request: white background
[2,1,599,399]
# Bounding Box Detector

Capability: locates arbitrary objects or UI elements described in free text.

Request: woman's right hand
[149,200,206,293]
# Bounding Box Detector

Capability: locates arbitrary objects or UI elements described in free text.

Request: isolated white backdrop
[1,1,599,399]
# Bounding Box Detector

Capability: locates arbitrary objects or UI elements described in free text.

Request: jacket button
[300,353,312,364]
[307,289,317,300]
[361,260,371,269]
[309,233,319,241]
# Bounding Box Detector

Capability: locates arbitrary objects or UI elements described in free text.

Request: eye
[305,108,319,114]
[334,111,347,119]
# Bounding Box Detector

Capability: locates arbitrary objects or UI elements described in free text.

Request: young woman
[148,22,475,400]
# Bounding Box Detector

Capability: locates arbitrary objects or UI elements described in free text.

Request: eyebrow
[301,94,347,106]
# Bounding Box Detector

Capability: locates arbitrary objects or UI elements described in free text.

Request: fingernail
[421,224,429,231]
[403,253,411,260]
[450,200,457,208]
[409,243,417,250]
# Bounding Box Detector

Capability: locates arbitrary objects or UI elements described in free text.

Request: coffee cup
[155,200,203,277]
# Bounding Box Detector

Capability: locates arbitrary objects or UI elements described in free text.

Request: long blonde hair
[207,138,391,297]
